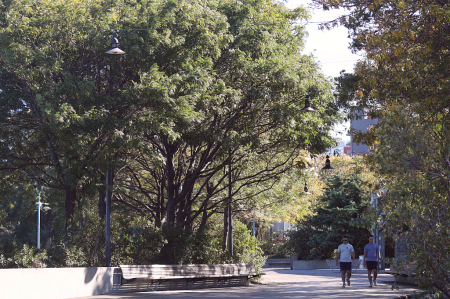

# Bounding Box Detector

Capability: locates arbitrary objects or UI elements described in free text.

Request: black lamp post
[104,30,125,267]
[322,155,335,170]
[228,152,233,256]
[304,182,312,195]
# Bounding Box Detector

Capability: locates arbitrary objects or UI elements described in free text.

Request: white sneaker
[347,279,350,286]
[369,282,373,287]
[342,283,346,288]
[373,280,377,286]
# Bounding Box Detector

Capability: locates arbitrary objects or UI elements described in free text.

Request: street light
[228,150,233,256]
[322,155,335,170]
[105,31,125,55]
[300,94,316,113]
[104,29,125,267]
[36,192,50,249]
[304,182,312,195]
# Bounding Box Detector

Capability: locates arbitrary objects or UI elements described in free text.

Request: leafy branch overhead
[317,0,450,295]
[0,0,340,236]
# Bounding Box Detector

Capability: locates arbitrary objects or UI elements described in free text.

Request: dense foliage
[0,0,339,267]
[286,162,373,260]
[316,0,450,295]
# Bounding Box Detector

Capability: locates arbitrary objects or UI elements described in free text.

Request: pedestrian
[336,236,355,287]
[363,234,381,287]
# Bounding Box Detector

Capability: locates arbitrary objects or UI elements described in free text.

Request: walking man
[363,234,381,287]
[336,236,355,287]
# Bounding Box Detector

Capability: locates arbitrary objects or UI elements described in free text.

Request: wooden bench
[119,263,264,291]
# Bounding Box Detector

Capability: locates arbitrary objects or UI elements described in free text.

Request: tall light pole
[372,191,386,270]
[228,150,233,255]
[36,192,50,249]
[104,30,125,267]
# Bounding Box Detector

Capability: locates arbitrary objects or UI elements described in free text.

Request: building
[349,114,378,155]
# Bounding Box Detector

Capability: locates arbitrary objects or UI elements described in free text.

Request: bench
[383,261,417,284]
[119,263,265,291]
[264,258,291,268]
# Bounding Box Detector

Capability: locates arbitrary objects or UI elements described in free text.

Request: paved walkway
[76,268,420,299]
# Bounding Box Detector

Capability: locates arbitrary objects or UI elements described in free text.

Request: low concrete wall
[292,260,329,270]
[0,267,123,299]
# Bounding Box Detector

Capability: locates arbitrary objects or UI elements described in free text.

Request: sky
[285,0,360,142]
[285,0,361,79]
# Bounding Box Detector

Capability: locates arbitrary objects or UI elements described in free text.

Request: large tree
[315,0,450,295]
[0,0,339,237]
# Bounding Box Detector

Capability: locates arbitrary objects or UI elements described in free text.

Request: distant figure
[363,235,381,287]
[336,236,355,287]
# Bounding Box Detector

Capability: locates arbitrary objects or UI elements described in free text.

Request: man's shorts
[340,262,352,271]
[366,261,378,270]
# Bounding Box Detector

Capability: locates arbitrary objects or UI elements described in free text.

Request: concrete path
[75,268,420,299]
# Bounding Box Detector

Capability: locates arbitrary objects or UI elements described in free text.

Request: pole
[105,169,113,267]
[228,153,233,255]
[37,192,41,249]
[105,59,114,267]
[252,216,255,237]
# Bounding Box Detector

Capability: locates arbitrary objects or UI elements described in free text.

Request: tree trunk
[65,186,77,229]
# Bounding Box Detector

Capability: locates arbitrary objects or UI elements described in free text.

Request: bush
[0,243,48,268]
[47,242,89,267]
[229,221,266,273]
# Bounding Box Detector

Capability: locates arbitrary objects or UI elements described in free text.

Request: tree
[104,0,341,233]
[284,155,375,260]
[0,0,341,266]
[0,0,339,232]
[314,0,450,295]
[306,173,372,259]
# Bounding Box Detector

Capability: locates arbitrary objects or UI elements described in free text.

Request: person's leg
[367,269,373,285]
[346,270,351,286]
[373,268,378,285]
[340,262,347,287]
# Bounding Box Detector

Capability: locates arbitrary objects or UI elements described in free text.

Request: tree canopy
[0,0,340,266]
[316,0,450,295]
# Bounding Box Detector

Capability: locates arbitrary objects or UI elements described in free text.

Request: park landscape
[0,0,449,298]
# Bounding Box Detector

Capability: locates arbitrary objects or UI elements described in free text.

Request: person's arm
[336,250,341,266]
[351,249,355,263]
[377,246,381,262]
[363,252,367,267]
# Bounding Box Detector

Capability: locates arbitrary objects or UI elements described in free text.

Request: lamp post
[228,150,233,256]
[304,182,312,195]
[322,155,335,170]
[36,192,50,249]
[252,213,256,237]
[372,190,386,270]
[104,30,125,267]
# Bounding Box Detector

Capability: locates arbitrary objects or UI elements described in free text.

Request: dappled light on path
[76,268,419,299]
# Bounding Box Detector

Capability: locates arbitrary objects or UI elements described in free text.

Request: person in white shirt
[336,236,355,287]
